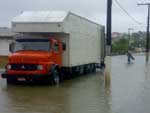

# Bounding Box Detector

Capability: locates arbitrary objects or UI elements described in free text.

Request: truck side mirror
[62,43,66,51]
[9,42,15,52]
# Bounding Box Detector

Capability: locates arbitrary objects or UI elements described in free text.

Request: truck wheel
[89,64,93,73]
[51,69,61,85]
[80,66,84,75]
[83,65,89,75]
[90,64,96,73]
[7,77,16,84]
[7,78,12,84]
[92,64,96,72]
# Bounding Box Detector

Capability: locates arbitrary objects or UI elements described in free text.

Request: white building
[0,27,14,56]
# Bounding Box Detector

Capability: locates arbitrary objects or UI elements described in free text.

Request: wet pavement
[0,53,150,113]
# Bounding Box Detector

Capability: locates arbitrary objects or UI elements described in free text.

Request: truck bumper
[1,73,7,78]
[1,73,49,81]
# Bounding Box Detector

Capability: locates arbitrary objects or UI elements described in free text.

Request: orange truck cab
[2,37,65,84]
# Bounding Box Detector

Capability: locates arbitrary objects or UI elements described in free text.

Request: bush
[112,38,128,54]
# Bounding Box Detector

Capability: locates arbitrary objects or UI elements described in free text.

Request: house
[0,27,14,56]
[112,32,122,43]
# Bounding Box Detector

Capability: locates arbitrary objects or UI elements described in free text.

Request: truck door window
[54,42,59,52]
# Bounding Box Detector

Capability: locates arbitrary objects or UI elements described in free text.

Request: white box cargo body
[12,11,105,67]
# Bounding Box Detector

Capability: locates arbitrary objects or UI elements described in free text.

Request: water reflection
[0,71,112,113]
[3,86,68,113]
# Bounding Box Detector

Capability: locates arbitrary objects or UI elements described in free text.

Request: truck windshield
[14,39,50,52]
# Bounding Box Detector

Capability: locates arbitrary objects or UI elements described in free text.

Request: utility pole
[138,3,150,62]
[105,0,112,86]
[106,0,112,49]
[128,28,134,50]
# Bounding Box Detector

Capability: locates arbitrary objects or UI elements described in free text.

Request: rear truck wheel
[83,65,87,75]
[90,64,96,73]
[87,64,91,74]
[89,64,93,73]
[51,69,61,85]
[100,61,105,68]
[79,66,84,75]
[92,64,96,72]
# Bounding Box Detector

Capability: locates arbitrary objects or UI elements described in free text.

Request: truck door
[53,40,62,66]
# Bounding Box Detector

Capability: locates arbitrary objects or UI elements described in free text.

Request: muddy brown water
[0,54,150,113]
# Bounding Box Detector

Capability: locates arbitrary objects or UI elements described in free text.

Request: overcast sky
[0,0,149,32]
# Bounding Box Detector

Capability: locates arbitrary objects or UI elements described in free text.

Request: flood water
[0,54,150,113]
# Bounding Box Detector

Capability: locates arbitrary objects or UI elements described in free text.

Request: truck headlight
[6,64,11,70]
[37,65,43,70]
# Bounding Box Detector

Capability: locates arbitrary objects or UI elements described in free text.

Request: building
[112,32,122,43]
[112,32,120,38]
[0,27,14,56]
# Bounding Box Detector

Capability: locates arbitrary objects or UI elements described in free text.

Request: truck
[1,11,105,84]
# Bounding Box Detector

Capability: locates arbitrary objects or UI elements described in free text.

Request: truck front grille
[11,64,37,71]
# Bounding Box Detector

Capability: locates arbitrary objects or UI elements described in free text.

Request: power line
[114,0,143,25]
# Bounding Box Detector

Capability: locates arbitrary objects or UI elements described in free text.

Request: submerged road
[0,53,150,113]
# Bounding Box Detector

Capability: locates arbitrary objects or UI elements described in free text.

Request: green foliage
[112,38,128,54]
[112,31,146,54]
[131,32,146,48]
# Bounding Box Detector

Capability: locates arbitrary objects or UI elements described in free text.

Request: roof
[0,27,14,37]
[12,11,68,23]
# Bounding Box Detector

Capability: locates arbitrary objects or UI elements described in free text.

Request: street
[0,54,150,113]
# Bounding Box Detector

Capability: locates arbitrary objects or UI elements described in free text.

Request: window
[14,39,50,52]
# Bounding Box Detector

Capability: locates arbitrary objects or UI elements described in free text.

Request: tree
[112,38,128,54]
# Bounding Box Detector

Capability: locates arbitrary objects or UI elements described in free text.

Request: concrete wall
[0,38,12,56]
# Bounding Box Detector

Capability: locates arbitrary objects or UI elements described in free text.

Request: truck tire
[7,78,12,84]
[51,69,61,85]
[7,77,17,84]
[89,64,93,73]
[90,64,96,73]
[79,66,84,75]
[92,64,96,72]
[83,65,88,75]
